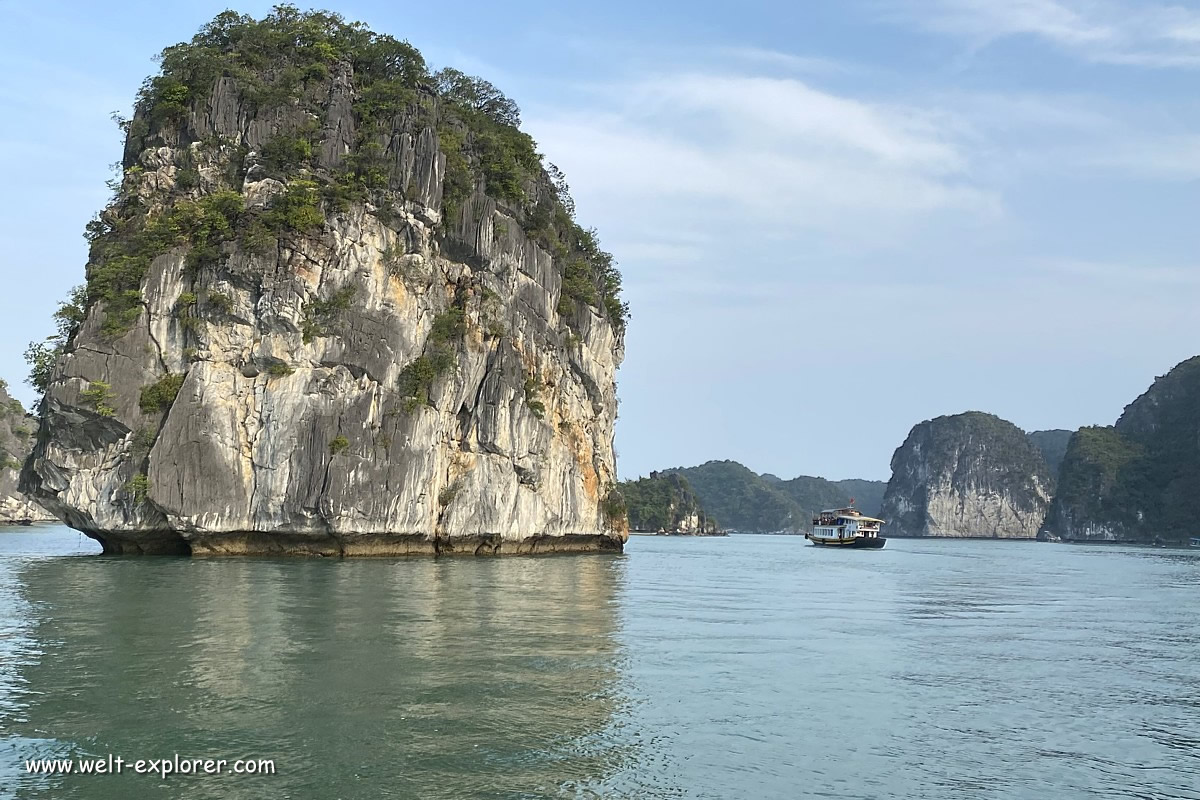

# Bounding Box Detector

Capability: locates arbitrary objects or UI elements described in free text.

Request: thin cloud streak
[1040,258,1200,286]
[883,0,1200,67]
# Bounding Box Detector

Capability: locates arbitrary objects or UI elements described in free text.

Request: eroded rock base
[87,530,625,557]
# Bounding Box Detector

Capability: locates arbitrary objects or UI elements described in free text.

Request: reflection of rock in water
[8,554,630,800]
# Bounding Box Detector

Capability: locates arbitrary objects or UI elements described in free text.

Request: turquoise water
[2,525,1199,799]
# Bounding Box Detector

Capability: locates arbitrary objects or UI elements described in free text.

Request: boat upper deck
[812,507,885,526]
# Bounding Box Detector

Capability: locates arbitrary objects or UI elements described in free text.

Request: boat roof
[818,508,885,523]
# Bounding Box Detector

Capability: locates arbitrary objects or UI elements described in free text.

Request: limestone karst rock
[1046,356,1200,544]
[880,412,1054,538]
[22,9,627,555]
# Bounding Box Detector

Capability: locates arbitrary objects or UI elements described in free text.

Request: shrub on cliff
[139,374,186,414]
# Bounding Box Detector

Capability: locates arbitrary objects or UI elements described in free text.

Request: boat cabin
[810,507,884,541]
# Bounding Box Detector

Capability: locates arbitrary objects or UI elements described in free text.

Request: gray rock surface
[24,49,625,555]
[880,412,1054,538]
[0,382,54,524]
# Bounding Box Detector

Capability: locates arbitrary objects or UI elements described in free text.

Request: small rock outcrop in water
[1046,356,1200,544]
[22,9,628,555]
[0,380,54,524]
[880,412,1054,538]
[618,472,721,534]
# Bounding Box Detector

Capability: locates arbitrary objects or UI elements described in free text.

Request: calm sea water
[2,526,1198,799]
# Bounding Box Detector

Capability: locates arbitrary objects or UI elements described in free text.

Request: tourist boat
[805,504,887,549]
[1190,537,1200,549]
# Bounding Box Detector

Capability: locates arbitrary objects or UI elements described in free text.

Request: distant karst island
[613,461,886,535]
[618,472,722,535]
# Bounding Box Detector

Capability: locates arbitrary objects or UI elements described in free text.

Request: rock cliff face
[619,472,720,534]
[880,412,1054,538]
[22,10,627,555]
[0,382,54,524]
[1046,356,1200,544]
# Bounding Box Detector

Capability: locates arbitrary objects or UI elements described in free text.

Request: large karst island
[21,8,629,555]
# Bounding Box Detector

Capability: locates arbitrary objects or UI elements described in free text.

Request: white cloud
[911,0,1112,44]
[714,47,853,76]
[886,0,1200,66]
[910,88,1200,183]
[525,71,996,259]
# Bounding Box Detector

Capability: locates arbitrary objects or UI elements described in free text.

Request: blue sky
[1,0,1197,481]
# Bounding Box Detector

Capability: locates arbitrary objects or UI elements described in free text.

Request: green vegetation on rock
[301,286,356,343]
[83,191,243,337]
[600,487,628,532]
[24,285,88,393]
[663,460,885,532]
[39,2,626,394]
[139,374,186,414]
[126,473,151,504]
[81,382,117,417]
[125,5,627,335]
[260,130,316,175]
[207,291,234,314]
[523,374,546,419]
[263,180,324,233]
[1047,356,1200,543]
[398,307,467,411]
[619,472,718,534]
